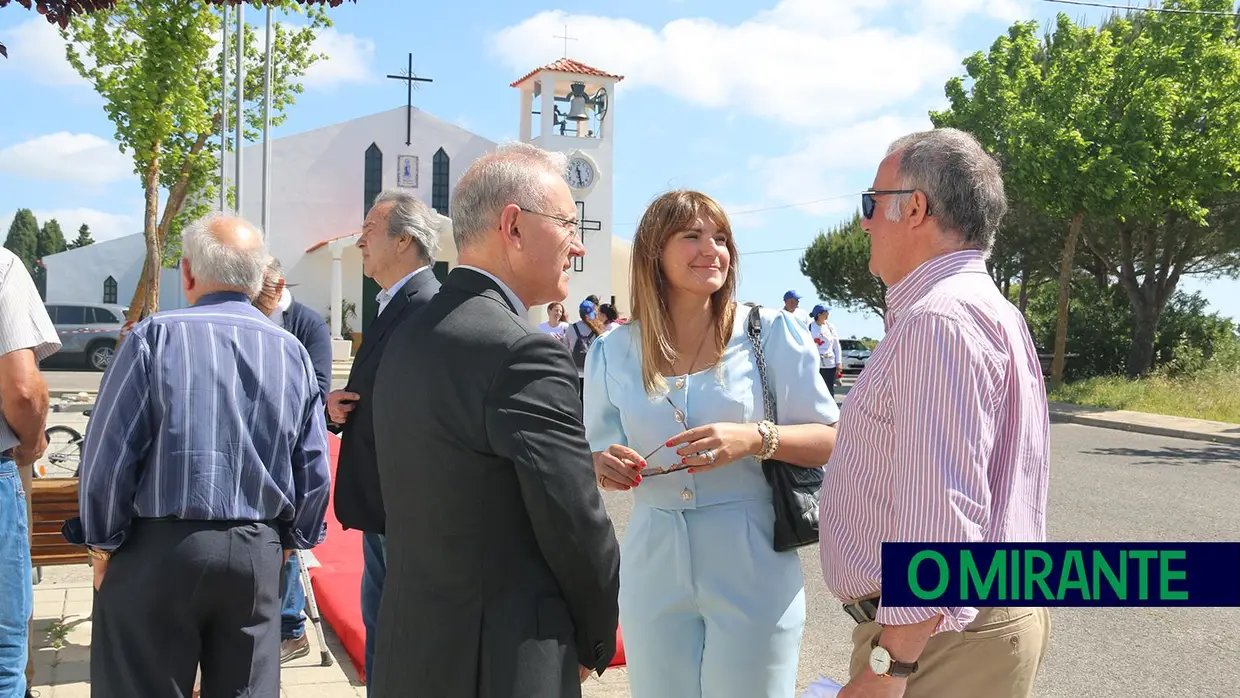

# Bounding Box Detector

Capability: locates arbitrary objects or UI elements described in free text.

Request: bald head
[180,213,269,304]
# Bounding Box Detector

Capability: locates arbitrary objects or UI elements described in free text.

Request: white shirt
[376,265,431,316]
[809,321,843,368]
[456,265,527,319]
[539,320,570,338]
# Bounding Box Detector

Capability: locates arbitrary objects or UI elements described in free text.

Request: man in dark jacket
[370,142,619,697]
[254,256,333,662]
[324,189,442,690]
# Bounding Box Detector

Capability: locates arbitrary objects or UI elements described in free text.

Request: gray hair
[450,142,568,250]
[181,212,267,297]
[372,189,441,262]
[883,128,1008,253]
[264,256,283,280]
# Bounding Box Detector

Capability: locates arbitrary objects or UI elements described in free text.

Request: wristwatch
[869,636,918,678]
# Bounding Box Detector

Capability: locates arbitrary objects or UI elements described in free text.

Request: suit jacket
[281,300,333,397]
[370,268,621,698]
[333,268,440,534]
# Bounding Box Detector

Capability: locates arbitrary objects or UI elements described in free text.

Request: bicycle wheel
[41,426,83,479]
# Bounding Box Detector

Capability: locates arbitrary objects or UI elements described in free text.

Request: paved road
[598,423,1240,697]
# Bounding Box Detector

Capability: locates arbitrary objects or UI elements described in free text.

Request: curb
[1048,406,1240,447]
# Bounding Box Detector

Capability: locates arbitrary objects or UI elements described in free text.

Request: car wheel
[88,342,116,372]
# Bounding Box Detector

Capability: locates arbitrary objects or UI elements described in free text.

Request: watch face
[869,646,892,676]
[565,157,595,190]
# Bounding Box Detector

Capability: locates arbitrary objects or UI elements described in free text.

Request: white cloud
[490,1,966,129]
[0,208,139,244]
[0,132,133,185]
[0,18,90,86]
[300,27,376,89]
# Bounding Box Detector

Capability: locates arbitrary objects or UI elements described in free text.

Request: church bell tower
[511,58,623,317]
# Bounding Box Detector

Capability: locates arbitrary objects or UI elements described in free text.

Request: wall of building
[43,234,186,311]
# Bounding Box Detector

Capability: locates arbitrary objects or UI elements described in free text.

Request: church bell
[565,82,592,121]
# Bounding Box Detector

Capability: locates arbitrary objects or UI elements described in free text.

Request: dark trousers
[361,531,387,694]
[91,518,282,698]
[819,367,837,397]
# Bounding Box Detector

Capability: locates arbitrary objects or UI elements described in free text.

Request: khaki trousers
[849,607,1051,698]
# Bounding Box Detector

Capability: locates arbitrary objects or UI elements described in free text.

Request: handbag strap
[743,304,778,424]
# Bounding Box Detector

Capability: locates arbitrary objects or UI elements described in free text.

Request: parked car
[44,302,128,371]
[839,339,872,374]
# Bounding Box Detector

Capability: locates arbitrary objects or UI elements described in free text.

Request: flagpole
[220,3,229,212]
[234,2,245,216]
[261,4,273,239]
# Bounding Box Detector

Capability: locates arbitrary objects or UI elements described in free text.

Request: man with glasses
[324,189,442,691]
[368,142,620,697]
[821,128,1051,698]
[0,247,59,698]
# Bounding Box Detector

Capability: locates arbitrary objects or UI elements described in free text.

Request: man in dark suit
[370,142,621,698]
[324,190,442,689]
[254,257,333,663]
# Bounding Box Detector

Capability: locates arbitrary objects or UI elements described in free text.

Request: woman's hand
[667,423,762,474]
[593,444,646,491]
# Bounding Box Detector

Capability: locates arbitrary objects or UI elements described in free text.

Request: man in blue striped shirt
[76,213,332,698]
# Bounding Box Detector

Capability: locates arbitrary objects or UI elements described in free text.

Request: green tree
[932,16,1127,388]
[33,218,68,298]
[1076,1,1240,377]
[799,212,887,320]
[68,223,95,249]
[62,0,334,322]
[3,208,40,273]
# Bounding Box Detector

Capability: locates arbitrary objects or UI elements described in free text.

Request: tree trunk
[1050,210,1084,388]
[125,145,163,325]
[1127,302,1159,379]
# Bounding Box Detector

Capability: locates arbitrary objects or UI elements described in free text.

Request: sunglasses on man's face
[860,189,919,220]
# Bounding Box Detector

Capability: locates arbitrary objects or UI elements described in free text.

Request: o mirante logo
[880,543,1240,608]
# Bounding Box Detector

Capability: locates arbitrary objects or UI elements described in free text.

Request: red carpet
[308,436,625,686]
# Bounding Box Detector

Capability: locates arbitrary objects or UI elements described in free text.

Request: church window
[364,143,383,214]
[103,276,118,304]
[432,148,450,216]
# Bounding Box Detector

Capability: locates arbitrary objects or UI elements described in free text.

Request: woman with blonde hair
[583,190,839,697]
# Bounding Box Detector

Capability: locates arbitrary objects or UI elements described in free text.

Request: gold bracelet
[756,420,780,460]
[87,547,112,562]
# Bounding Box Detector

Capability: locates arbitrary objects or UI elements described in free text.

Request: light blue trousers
[619,499,805,698]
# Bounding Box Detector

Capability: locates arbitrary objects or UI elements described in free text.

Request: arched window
[432,148,450,216]
[103,276,118,304]
[364,143,383,214]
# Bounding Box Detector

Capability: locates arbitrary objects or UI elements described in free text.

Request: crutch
[296,549,334,666]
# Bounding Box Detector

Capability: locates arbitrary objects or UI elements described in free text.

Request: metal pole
[234,3,245,216]
[261,5,273,238]
[220,3,229,212]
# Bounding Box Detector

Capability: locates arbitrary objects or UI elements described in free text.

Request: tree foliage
[62,0,333,322]
[33,218,67,297]
[69,223,95,249]
[799,212,888,320]
[3,208,39,272]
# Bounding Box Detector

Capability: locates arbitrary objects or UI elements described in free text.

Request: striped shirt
[78,291,332,551]
[819,250,1050,633]
[0,248,61,453]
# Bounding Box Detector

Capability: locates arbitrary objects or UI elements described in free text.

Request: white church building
[44,58,633,356]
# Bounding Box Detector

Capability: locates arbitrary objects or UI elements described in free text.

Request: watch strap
[871,635,919,677]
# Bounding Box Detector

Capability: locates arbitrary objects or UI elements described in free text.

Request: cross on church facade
[574,200,602,272]
[554,24,578,58]
[386,53,434,146]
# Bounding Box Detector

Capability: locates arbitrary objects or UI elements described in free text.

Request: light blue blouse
[583,304,840,511]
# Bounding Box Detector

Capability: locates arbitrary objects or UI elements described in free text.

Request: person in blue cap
[568,297,606,394]
[782,289,810,327]
[808,304,842,396]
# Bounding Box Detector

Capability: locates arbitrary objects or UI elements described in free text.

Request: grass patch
[1051,369,1240,424]
[46,619,70,650]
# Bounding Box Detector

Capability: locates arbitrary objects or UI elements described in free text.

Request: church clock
[564,153,597,193]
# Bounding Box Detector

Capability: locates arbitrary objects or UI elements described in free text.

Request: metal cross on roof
[554,24,578,58]
[386,53,434,146]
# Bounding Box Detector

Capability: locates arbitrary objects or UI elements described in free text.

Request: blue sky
[2,0,1237,340]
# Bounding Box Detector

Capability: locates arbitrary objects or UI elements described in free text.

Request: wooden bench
[30,477,87,568]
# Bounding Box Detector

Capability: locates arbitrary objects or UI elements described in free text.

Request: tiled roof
[305,231,359,253]
[509,58,625,88]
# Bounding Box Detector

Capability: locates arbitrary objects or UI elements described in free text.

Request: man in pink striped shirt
[821,128,1051,698]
